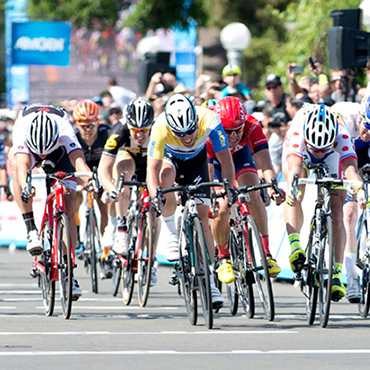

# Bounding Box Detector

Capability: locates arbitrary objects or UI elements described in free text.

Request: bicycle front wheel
[40,222,55,316]
[193,217,213,329]
[227,229,240,316]
[88,210,99,294]
[318,215,334,328]
[357,215,370,317]
[112,255,122,296]
[137,211,154,307]
[57,213,73,319]
[246,214,274,321]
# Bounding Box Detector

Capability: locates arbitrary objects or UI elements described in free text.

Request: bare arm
[98,154,117,193]
[214,148,235,187]
[68,149,92,184]
[253,148,276,182]
[147,157,163,198]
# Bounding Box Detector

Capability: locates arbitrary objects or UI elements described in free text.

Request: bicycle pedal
[30,268,39,278]
[169,274,178,286]
[212,301,223,310]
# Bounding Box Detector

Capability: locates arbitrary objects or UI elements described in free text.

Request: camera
[268,112,285,128]
[289,65,304,74]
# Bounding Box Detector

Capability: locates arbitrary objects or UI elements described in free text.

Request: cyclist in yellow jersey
[147,94,235,308]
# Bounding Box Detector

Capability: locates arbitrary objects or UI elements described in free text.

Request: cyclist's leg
[96,197,108,234]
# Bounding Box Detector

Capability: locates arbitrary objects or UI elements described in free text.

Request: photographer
[266,111,286,174]
[330,69,359,102]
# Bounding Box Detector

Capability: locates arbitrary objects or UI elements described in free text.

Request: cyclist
[283,103,365,301]
[72,99,112,277]
[0,137,13,202]
[10,104,94,299]
[331,93,370,302]
[98,97,158,284]
[207,96,284,284]
[146,93,236,308]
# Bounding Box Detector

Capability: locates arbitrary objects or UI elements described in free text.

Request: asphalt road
[1,246,370,370]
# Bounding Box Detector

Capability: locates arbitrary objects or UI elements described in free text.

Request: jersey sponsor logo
[148,141,156,157]
[217,130,227,147]
[104,134,119,150]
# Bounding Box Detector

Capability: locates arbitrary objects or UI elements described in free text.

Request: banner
[12,21,71,66]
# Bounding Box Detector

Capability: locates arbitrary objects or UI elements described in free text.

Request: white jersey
[283,103,356,163]
[331,102,361,142]
[13,104,82,157]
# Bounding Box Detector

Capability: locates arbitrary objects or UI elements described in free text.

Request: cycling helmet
[126,98,154,129]
[214,96,247,130]
[72,99,100,124]
[360,93,370,129]
[304,103,338,150]
[222,64,242,77]
[165,94,197,135]
[25,111,59,156]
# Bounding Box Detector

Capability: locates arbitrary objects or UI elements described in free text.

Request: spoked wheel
[89,211,100,294]
[40,222,55,316]
[318,215,334,328]
[246,214,274,321]
[137,211,154,307]
[178,219,197,326]
[238,225,255,318]
[227,230,239,316]
[193,217,213,329]
[121,216,135,306]
[57,213,73,319]
[357,217,370,318]
[303,226,318,325]
[112,255,122,296]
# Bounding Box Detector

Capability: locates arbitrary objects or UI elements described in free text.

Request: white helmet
[25,111,59,156]
[304,103,337,150]
[360,93,370,129]
[165,94,197,135]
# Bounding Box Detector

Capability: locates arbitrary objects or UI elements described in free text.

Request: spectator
[145,72,185,100]
[285,95,303,123]
[220,64,251,100]
[107,76,136,110]
[108,105,123,125]
[330,69,358,102]
[264,74,290,123]
[148,94,167,118]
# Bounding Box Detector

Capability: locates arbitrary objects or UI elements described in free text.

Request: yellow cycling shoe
[289,247,306,273]
[216,259,235,284]
[331,276,346,302]
[266,256,281,278]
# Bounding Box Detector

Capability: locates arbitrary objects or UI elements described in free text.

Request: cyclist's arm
[147,157,163,198]
[286,154,303,191]
[214,148,235,187]
[97,154,117,194]
[14,153,32,189]
[342,156,363,192]
[68,149,92,184]
[253,148,276,181]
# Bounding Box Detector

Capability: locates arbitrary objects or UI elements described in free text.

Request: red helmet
[214,96,246,129]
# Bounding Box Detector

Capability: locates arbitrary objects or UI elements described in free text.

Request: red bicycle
[30,169,91,319]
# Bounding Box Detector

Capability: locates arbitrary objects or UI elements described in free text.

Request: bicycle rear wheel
[57,213,73,319]
[137,211,154,307]
[318,215,334,328]
[227,229,240,316]
[246,214,274,321]
[303,224,318,325]
[193,217,213,329]
[357,216,370,317]
[112,255,122,296]
[89,210,99,294]
[121,215,135,305]
[40,222,55,316]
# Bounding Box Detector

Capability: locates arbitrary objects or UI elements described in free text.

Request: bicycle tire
[238,226,255,318]
[227,229,240,316]
[318,215,334,328]
[178,219,197,326]
[89,210,99,294]
[40,221,55,316]
[193,217,213,329]
[246,214,274,321]
[357,217,370,317]
[57,213,73,319]
[121,214,135,306]
[137,211,154,307]
[112,256,122,296]
[303,224,318,325]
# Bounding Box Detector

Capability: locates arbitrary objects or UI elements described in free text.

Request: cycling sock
[288,233,301,252]
[23,212,37,234]
[344,253,357,279]
[117,216,127,232]
[216,242,230,259]
[261,235,271,256]
[162,214,177,234]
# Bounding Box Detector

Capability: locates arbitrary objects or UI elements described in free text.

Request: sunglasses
[224,125,244,135]
[174,127,197,137]
[266,85,278,90]
[80,123,97,129]
[307,146,331,154]
[130,127,150,133]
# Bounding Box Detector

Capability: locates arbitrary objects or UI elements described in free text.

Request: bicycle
[30,169,92,319]
[212,178,282,321]
[78,167,102,294]
[111,174,155,307]
[292,163,361,327]
[156,181,223,330]
[356,170,370,317]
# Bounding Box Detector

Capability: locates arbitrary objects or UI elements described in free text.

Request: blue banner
[12,21,71,66]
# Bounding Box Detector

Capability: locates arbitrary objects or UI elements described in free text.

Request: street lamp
[360,0,370,30]
[220,22,251,67]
